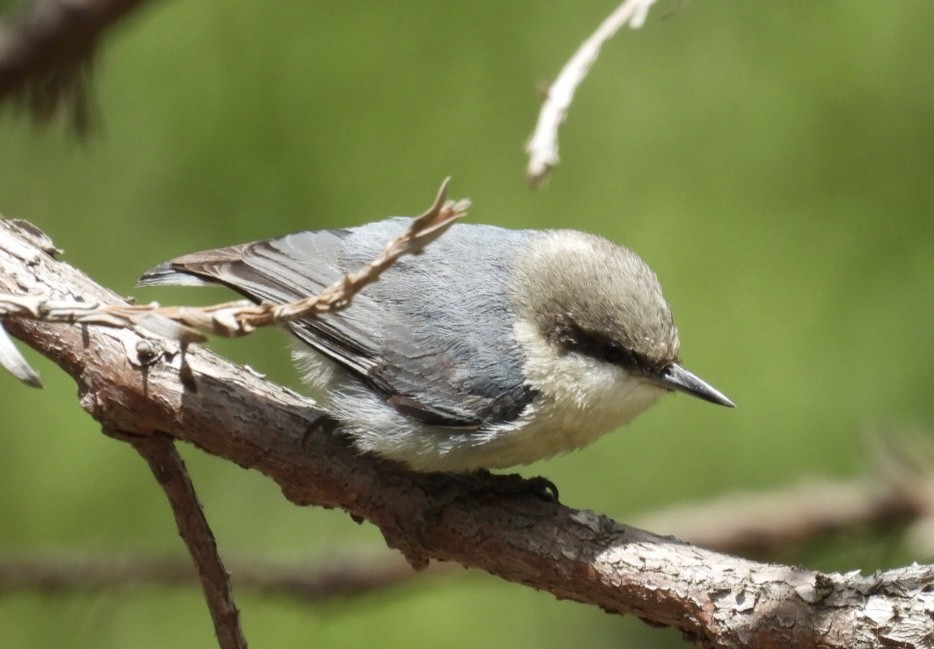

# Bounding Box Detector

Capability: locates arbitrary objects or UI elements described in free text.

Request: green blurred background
[1,1,933,647]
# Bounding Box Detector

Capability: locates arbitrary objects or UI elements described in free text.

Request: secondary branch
[1,217,932,648]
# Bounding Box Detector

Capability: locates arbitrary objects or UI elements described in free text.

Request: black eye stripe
[552,325,648,371]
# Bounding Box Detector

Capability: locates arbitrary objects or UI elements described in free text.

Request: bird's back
[140,218,538,428]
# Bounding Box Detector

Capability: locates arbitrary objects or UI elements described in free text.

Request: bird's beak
[649,363,735,408]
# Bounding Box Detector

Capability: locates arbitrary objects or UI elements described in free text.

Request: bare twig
[239,176,468,326]
[0,179,469,384]
[0,553,448,601]
[525,0,658,186]
[636,478,921,557]
[117,432,246,649]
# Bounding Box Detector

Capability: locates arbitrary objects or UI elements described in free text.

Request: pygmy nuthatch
[140,217,734,472]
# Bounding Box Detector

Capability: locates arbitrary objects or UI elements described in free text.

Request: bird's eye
[603,344,626,363]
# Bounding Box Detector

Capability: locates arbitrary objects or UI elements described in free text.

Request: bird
[139,217,733,473]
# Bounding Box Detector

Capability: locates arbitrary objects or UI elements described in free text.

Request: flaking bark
[1,217,933,649]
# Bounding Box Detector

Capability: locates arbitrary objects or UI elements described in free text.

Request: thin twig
[118,432,246,649]
[0,553,443,601]
[525,0,658,186]
[243,177,468,326]
[0,179,469,384]
[636,478,921,557]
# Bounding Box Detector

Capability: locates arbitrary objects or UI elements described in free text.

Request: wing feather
[139,219,535,428]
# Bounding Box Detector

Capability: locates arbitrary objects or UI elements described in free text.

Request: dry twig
[0,178,468,385]
[636,478,920,557]
[0,553,444,601]
[114,432,246,649]
[525,0,658,186]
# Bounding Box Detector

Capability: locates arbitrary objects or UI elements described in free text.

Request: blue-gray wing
[138,218,535,428]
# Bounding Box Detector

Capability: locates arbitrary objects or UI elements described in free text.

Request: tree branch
[635,477,921,557]
[0,476,922,604]
[1,216,933,648]
[0,553,443,601]
[0,0,152,133]
[525,0,658,186]
[0,178,468,352]
[116,431,246,649]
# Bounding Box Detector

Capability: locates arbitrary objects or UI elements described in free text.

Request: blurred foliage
[1,1,932,648]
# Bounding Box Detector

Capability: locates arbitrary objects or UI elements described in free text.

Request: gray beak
[649,363,735,408]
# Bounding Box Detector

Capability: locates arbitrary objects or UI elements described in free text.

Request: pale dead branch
[525,0,658,186]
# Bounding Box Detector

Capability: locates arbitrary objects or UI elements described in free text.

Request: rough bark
[1,217,932,649]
